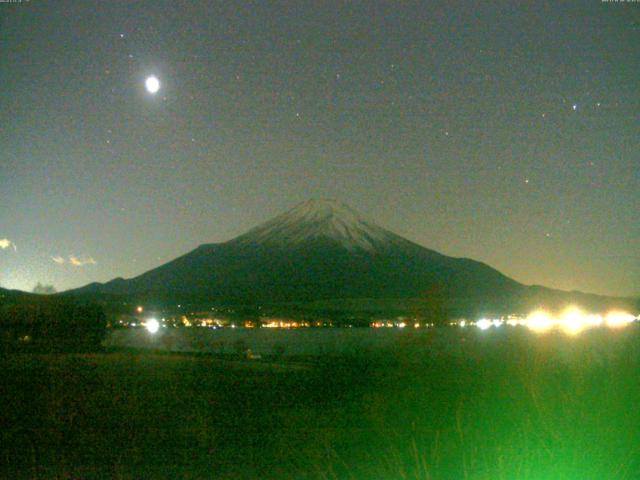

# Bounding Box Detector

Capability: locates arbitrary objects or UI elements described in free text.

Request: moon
[145,75,160,94]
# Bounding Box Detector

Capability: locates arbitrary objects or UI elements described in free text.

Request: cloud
[69,255,97,267]
[52,255,97,267]
[0,238,17,251]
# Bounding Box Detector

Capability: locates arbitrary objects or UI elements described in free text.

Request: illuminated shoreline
[471,308,638,335]
[123,307,639,335]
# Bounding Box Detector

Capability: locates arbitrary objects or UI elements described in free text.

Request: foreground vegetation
[2,326,640,479]
[0,299,106,353]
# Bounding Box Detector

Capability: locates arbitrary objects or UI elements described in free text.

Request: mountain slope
[0,287,37,304]
[64,199,636,314]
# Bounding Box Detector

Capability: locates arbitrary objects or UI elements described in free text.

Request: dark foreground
[2,327,640,479]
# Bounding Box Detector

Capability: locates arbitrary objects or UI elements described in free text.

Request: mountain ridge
[61,199,637,316]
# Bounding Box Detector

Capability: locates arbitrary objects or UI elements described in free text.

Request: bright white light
[526,310,554,333]
[584,314,603,328]
[476,319,492,330]
[506,319,525,327]
[605,311,635,329]
[559,307,586,335]
[145,318,160,334]
[145,76,160,94]
[459,320,466,328]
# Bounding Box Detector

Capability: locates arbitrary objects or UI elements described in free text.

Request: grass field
[2,326,640,479]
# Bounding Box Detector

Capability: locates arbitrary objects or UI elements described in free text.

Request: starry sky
[1,0,638,297]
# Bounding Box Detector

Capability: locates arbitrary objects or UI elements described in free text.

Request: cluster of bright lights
[371,321,434,328]
[473,318,504,330]
[472,308,637,335]
[263,320,311,328]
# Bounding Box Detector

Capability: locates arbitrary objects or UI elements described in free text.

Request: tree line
[0,297,107,352]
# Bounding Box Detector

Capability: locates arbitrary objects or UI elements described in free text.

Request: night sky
[1,1,638,297]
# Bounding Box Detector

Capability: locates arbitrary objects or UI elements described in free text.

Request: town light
[605,311,635,329]
[526,310,554,333]
[476,319,492,330]
[145,318,160,334]
[559,307,587,335]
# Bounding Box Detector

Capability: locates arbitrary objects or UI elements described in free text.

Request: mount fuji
[64,199,635,316]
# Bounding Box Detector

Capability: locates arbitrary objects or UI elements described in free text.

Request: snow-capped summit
[231,199,402,251]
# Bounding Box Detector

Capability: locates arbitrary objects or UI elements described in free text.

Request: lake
[104,323,640,362]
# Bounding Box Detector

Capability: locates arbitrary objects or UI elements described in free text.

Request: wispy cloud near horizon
[0,238,17,251]
[52,255,97,267]
[69,255,97,267]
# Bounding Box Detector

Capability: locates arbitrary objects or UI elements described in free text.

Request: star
[572,104,578,111]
